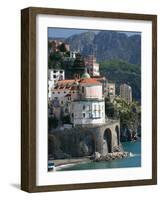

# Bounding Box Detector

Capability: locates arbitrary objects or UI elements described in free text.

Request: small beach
[51,157,92,171]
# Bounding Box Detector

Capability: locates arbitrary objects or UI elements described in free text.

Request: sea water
[59,140,141,171]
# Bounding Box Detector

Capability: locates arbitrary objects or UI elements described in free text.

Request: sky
[48,27,141,39]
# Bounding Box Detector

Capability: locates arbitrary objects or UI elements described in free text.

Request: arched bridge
[52,119,120,157]
[75,119,120,156]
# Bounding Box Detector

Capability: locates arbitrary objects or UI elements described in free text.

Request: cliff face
[48,128,96,159]
[66,31,141,65]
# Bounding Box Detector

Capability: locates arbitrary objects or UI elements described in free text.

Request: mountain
[66,31,96,56]
[66,31,141,65]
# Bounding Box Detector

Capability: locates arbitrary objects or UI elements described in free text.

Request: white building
[51,71,106,126]
[48,69,65,82]
[71,73,105,126]
[107,83,115,96]
[48,69,65,99]
[70,51,78,59]
[120,83,132,104]
[71,100,105,126]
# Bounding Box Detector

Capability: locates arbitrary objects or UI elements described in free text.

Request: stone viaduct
[52,119,121,156]
[79,119,120,155]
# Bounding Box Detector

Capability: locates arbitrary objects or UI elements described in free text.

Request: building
[84,55,100,77]
[51,72,105,126]
[70,51,78,59]
[71,74,105,126]
[51,40,62,52]
[93,76,107,96]
[50,40,70,52]
[48,69,65,83]
[108,83,115,96]
[50,79,80,120]
[48,69,65,99]
[120,83,132,104]
[64,54,100,79]
[106,82,115,101]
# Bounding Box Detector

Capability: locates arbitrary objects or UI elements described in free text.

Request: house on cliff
[50,71,106,126]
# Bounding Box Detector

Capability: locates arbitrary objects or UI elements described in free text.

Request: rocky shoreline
[51,151,129,171]
[91,151,129,162]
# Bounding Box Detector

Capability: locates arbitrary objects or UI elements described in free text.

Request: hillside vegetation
[99,59,141,101]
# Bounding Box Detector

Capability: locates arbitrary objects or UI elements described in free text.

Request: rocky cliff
[66,31,141,65]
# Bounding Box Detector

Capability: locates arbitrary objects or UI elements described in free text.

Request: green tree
[113,97,141,135]
[48,116,58,130]
[61,115,71,124]
[58,43,67,53]
[105,97,115,118]
[73,53,85,69]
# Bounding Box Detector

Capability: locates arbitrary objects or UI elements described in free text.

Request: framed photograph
[21,7,157,192]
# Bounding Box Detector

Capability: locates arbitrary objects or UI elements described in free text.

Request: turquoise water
[59,140,141,171]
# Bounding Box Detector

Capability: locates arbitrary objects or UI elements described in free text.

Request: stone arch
[79,129,96,156]
[115,125,120,145]
[104,128,112,153]
[84,133,95,155]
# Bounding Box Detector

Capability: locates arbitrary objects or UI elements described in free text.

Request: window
[60,70,63,73]
[53,75,56,78]
[54,70,57,73]
[61,101,63,105]
[83,105,85,110]
[83,113,85,118]
[99,111,101,118]
[94,104,97,111]
[82,86,84,93]
[88,105,90,111]
[72,113,74,118]
[59,75,63,80]
[98,105,101,111]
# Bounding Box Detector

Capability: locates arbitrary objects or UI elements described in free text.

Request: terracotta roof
[79,78,101,85]
[56,78,101,88]
[93,76,106,81]
[58,80,76,85]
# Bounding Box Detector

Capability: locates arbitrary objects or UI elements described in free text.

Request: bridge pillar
[91,121,120,156]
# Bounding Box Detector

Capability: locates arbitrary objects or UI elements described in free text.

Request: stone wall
[49,120,120,159]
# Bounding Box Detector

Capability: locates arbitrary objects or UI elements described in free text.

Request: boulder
[93,152,101,159]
